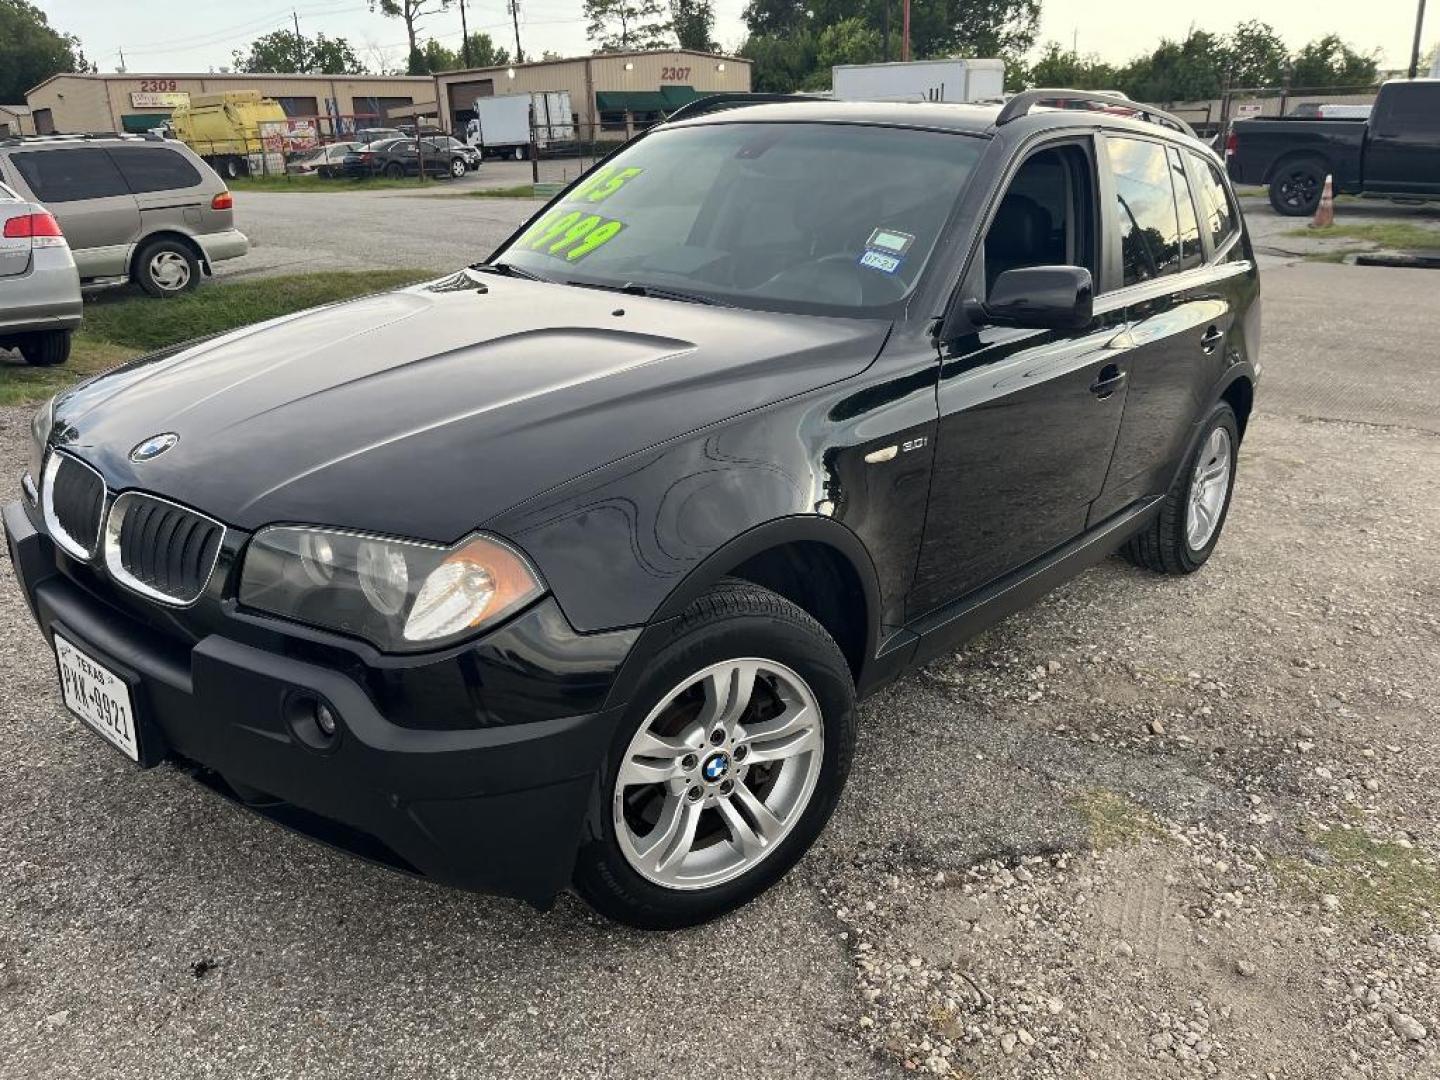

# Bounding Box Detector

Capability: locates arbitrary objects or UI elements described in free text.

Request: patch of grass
[1073,790,1169,850]
[230,174,461,193]
[0,269,428,407]
[1284,222,1440,251]
[1279,826,1440,932]
[463,184,549,199]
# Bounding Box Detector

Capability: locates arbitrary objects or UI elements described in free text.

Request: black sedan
[342,138,466,180]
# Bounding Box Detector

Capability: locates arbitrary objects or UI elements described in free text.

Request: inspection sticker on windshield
[865,228,915,256]
[859,249,904,274]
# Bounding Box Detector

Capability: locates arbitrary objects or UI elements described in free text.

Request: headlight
[239,527,546,651]
[25,396,55,500]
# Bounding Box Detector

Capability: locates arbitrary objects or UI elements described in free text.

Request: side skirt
[904,496,1164,669]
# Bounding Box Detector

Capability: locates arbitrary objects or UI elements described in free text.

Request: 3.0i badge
[129,432,179,462]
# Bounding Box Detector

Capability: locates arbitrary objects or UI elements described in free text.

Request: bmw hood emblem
[702,752,730,782]
[129,433,179,462]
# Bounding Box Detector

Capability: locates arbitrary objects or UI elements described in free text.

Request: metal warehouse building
[433,50,751,139]
[24,72,436,136]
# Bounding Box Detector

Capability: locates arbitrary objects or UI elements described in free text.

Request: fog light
[315,702,337,737]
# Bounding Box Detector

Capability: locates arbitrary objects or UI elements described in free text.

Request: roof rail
[996,89,1195,137]
[663,92,825,124]
[0,131,158,146]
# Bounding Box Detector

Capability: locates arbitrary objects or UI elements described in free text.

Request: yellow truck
[168,91,289,179]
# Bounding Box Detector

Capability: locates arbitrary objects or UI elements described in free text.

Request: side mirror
[962,265,1094,333]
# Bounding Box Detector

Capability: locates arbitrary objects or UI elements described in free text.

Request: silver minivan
[0,135,248,296]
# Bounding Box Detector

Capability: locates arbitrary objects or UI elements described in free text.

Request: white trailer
[831,59,1005,104]
[465,91,574,160]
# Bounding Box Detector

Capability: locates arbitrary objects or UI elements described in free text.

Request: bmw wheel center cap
[702,752,731,783]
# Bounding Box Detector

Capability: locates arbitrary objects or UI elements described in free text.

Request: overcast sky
[38,0,1430,77]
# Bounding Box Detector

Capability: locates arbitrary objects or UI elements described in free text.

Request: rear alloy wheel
[385,162,406,179]
[17,329,71,367]
[1269,158,1325,216]
[133,239,200,297]
[450,156,467,178]
[574,582,855,928]
[1123,402,1240,574]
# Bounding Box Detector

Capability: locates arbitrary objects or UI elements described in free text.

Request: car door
[1089,137,1251,521]
[6,148,139,280]
[106,146,208,239]
[1363,83,1440,195]
[909,136,1132,616]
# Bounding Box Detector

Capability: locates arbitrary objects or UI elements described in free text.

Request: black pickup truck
[1227,79,1440,215]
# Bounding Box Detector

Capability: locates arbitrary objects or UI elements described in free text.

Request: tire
[514,146,526,161]
[1123,402,1240,575]
[573,581,856,929]
[384,162,405,179]
[17,329,71,367]
[450,157,466,178]
[1268,156,1326,216]
[220,156,246,180]
[133,238,201,297]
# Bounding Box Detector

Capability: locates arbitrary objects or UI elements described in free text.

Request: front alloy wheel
[614,659,824,890]
[574,581,856,928]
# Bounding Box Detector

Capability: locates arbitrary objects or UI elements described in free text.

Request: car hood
[53,271,891,541]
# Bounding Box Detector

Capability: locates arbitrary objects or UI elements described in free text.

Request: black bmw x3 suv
[5,91,1259,928]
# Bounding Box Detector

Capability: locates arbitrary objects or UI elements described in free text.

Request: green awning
[121,113,170,132]
[594,86,705,114]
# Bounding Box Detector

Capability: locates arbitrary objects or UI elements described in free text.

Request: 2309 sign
[140,78,179,93]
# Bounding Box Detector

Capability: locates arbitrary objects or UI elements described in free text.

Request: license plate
[54,634,139,762]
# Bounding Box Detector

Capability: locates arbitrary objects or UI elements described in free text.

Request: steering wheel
[757,252,907,307]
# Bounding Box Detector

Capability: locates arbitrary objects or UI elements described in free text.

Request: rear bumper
[195,228,249,267]
[0,249,82,335]
[4,498,628,908]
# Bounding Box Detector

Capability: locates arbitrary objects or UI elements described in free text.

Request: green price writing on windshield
[520,208,625,261]
[573,166,643,203]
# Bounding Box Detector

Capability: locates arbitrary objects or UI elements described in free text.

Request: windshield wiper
[567,280,732,308]
[472,261,547,282]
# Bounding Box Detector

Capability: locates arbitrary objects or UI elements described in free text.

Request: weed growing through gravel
[1280,825,1440,932]
[1072,790,1169,850]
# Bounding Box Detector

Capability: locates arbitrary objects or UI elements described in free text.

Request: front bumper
[4,498,633,908]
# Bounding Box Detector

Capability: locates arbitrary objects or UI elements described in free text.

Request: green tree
[1290,34,1378,89]
[585,0,672,51]
[233,30,367,74]
[414,32,508,72]
[371,0,452,75]
[1223,20,1288,89]
[740,0,808,37]
[670,0,716,51]
[815,17,882,70]
[1116,29,1227,102]
[739,31,818,91]
[0,0,91,103]
[1027,41,1119,89]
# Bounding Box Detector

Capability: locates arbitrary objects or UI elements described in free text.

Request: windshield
[493,121,984,315]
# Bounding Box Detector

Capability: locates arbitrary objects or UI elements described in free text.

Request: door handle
[1089,364,1127,399]
[1200,326,1225,354]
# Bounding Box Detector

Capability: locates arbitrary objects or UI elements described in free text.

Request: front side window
[108,146,202,194]
[11,148,129,203]
[494,122,984,315]
[982,143,1096,294]
[1106,136,1183,286]
[1190,154,1238,253]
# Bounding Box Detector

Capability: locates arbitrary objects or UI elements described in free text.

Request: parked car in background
[354,128,405,146]
[342,138,465,180]
[1227,79,1440,214]
[0,180,80,367]
[0,135,248,296]
[5,92,1259,929]
[287,142,361,178]
[430,135,482,171]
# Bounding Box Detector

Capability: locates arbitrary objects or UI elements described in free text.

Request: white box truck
[465,91,574,160]
[831,60,1005,104]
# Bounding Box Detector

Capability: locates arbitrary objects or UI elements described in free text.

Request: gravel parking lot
[2,203,1439,1078]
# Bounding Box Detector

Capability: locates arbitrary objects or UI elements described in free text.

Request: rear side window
[1375,84,1440,137]
[1106,136,1183,285]
[11,148,129,203]
[107,146,202,193]
[1190,155,1238,253]
[1167,147,1203,271]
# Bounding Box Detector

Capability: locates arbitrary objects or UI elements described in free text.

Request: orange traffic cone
[1310,173,1335,229]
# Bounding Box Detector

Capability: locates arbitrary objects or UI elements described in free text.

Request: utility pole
[900,0,910,61]
[882,0,890,62]
[510,0,525,64]
[117,48,127,73]
[459,0,472,67]
[1408,0,1427,78]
